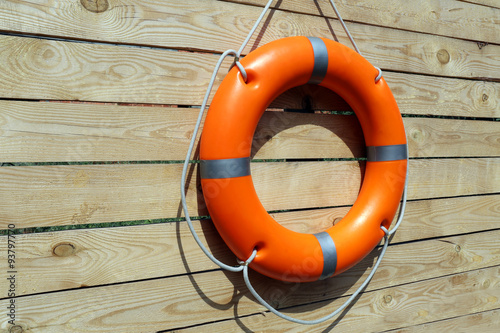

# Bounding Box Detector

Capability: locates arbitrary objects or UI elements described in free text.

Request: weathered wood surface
[175,266,500,333]
[0,196,498,297]
[1,101,499,162]
[0,0,499,332]
[0,264,497,332]
[385,308,500,332]
[0,158,498,228]
[1,34,500,106]
[231,0,500,44]
[1,0,498,46]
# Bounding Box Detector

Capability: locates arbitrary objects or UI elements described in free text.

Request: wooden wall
[0,0,499,332]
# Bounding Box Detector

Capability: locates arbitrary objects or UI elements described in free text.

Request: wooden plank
[0,261,497,332]
[229,0,500,44]
[404,118,499,158]
[1,101,498,162]
[1,34,500,108]
[0,159,498,229]
[274,194,500,242]
[1,202,498,297]
[0,35,220,105]
[385,72,499,118]
[458,1,500,9]
[0,0,498,52]
[174,266,500,332]
[385,308,500,332]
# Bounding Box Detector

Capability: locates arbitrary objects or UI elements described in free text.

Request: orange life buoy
[200,36,407,282]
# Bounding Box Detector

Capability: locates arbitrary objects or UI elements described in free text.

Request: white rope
[244,235,390,325]
[234,0,275,82]
[181,49,244,272]
[327,0,382,82]
[242,167,409,325]
[180,0,274,272]
[328,0,361,54]
[180,0,408,324]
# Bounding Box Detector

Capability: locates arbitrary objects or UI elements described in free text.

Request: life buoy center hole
[249,84,365,234]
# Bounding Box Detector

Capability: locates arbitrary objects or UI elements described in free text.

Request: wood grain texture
[0,159,498,229]
[385,72,499,118]
[1,33,500,106]
[0,1,498,332]
[386,308,500,332]
[1,203,498,297]
[0,262,497,332]
[404,117,500,158]
[1,101,498,162]
[0,0,498,51]
[274,194,500,241]
[458,0,500,9]
[0,36,500,111]
[175,266,500,332]
[0,35,219,105]
[229,0,500,44]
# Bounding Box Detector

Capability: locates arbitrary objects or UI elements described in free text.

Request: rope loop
[380,225,389,236]
[237,248,258,267]
[231,56,248,82]
[374,66,383,83]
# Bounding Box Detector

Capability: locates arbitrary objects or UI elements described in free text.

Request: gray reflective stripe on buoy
[307,37,329,85]
[314,231,337,280]
[367,144,408,162]
[200,157,251,179]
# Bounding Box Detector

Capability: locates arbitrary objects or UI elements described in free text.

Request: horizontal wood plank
[1,0,498,51]
[175,266,500,332]
[385,72,499,118]
[228,0,500,44]
[1,101,498,162]
[386,308,500,332]
[275,194,500,240]
[1,197,498,297]
[0,35,219,105]
[456,0,500,10]
[0,261,497,332]
[1,34,500,106]
[0,1,498,332]
[0,159,498,229]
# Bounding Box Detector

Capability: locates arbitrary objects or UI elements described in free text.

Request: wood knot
[477,42,488,50]
[455,244,461,252]
[42,48,55,60]
[384,295,392,303]
[53,243,76,257]
[410,128,425,144]
[9,325,24,333]
[437,49,450,64]
[80,0,109,13]
[482,94,489,102]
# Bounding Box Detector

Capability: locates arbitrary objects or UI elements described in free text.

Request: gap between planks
[382,308,500,333]
[0,32,499,107]
[0,194,498,297]
[0,0,498,51]
[226,0,500,44]
[170,266,500,332]
[0,262,497,332]
[0,159,498,228]
[1,101,499,163]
